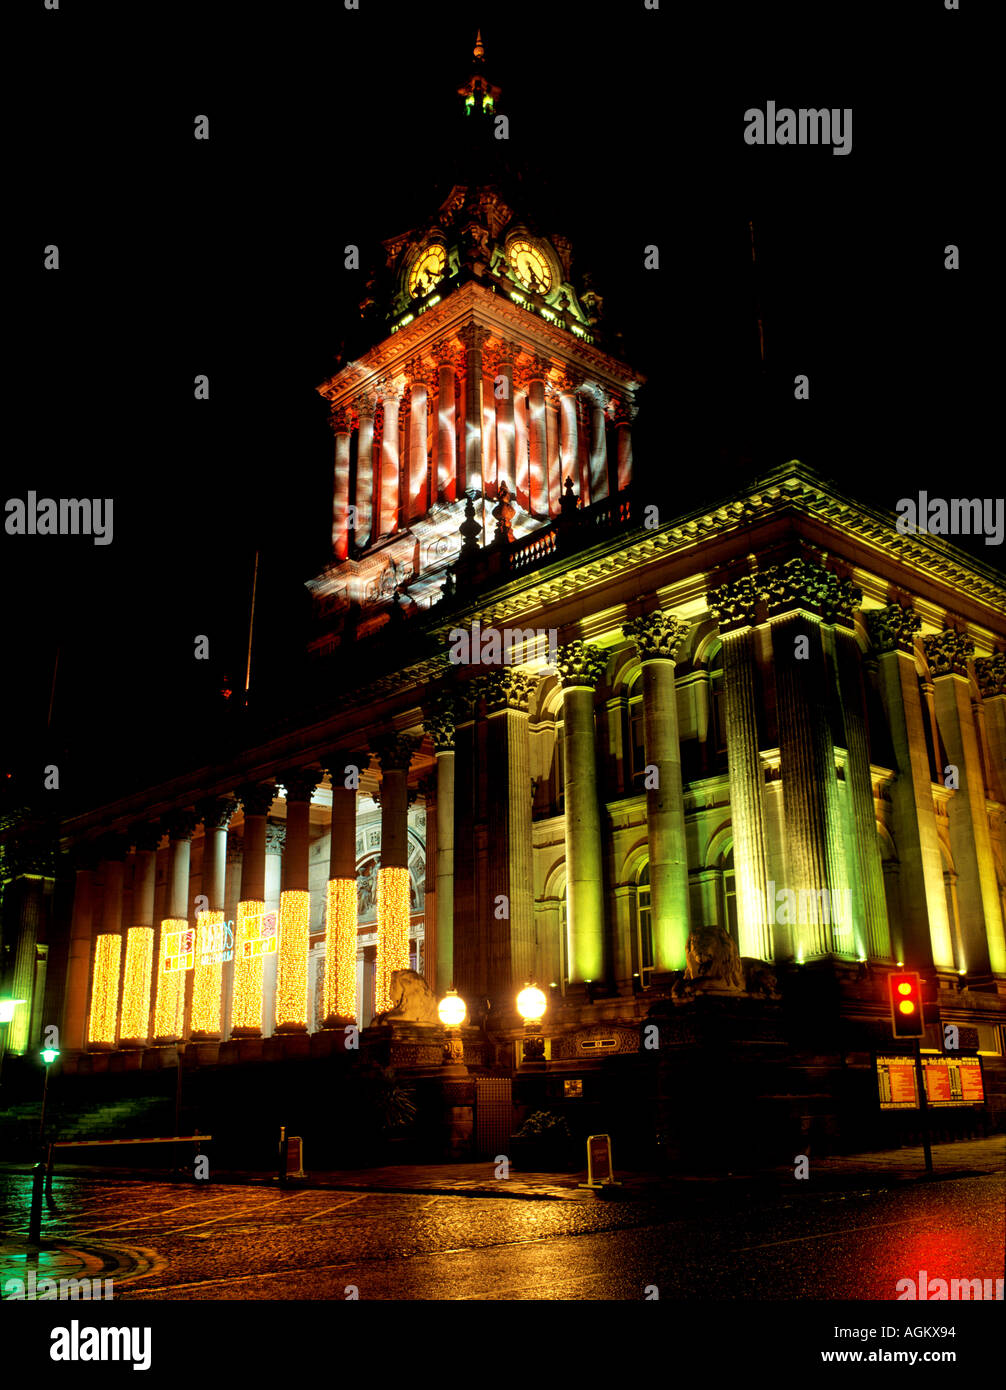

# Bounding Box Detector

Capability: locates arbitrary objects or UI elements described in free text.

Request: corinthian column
[406,361,431,522]
[546,387,561,515]
[378,380,404,536]
[460,325,489,496]
[120,824,162,1046]
[976,654,1006,805]
[154,813,197,1043]
[482,670,539,1000]
[330,406,353,560]
[764,559,855,960]
[88,837,127,1048]
[612,396,635,492]
[709,575,772,961]
[623,612,691,972]
[434,341,458,503]
[586,385,609,502]
[527,356,548,519]
[867,604,953,971]
[556,642,608,985]
[373,734,420,1013]
[189,799,235,1041]
[353,394,376,549]
[833,624,892,961]
[424,697,456,992]
[63,847,98,1053]
[275,770,318,1032]
[494,340,517,495]
[924,631,1006,978]
[558,378,579,494]
[323,751,369,1026]
[231,784,275,1038]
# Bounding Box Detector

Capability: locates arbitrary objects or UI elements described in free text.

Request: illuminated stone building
[3,38,1004,1158]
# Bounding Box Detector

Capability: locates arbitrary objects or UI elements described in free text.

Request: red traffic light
[888,971,924,1038]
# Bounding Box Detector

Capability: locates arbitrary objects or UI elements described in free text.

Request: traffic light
[888,970,925,1038]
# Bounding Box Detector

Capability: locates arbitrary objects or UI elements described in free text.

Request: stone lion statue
[372,969,440,1025]
[683,925,746,992]
[741,957,781,999]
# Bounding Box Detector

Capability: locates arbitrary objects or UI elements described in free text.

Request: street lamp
[39,1045,60,1147]
[438,987,466,1069]
[516,981,547,1065]
[0,998,26,1091]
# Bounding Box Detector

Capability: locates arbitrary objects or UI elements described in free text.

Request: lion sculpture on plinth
[670,925,778,1000]
[372,969,440,1025]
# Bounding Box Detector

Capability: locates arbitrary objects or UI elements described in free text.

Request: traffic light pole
[912,1039,934,1175]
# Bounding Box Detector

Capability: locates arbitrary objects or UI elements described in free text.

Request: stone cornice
[316,282,644,411]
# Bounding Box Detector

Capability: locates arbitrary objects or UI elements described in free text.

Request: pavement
[2,1135,1003,1201]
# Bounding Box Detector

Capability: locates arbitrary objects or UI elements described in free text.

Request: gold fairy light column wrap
[231,783,275,1037]
[190,798,236,1040]
[323,751,369,1025]
[88,840,127,1048]
[119,824,161,1045]
[153,815,197,1042]
[373,733,420,1014]
[276,769,319,1032]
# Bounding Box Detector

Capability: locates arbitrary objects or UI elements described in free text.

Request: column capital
[481,668,538,713]
[379,376,406,404]
[328,405,353,435]
[623,611,689,662]
[497,338,522,365]
[923,629,975,679]
[708,574,766,632]
[459,323,491,353]
[278,768,321,803]
[354,392,377,421]
[162,812,198,843]
[865,602,922,655]
[433,339,461,368]
[423,693,458,751]
[975,652,1006,698]
[610,394,638,426]
[265,819,286,856]
[372,732,421,775]
[761,556,862,624]
[525,354,550,381]
[195,798,237,832]
[555,641,607,690]
[236,783,276,818]
[128,822,164,853]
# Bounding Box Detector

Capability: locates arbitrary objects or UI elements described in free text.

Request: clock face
[508,238,552,294]
[408,244,446,299]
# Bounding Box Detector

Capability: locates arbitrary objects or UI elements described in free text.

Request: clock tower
[307,33,645,651]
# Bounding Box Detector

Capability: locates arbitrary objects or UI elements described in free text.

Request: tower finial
[473,29,484,61]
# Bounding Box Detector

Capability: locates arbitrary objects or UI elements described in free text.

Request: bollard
[44,1143,58,1210]
[278,1125,288,1188]
[28,1161,45,1243]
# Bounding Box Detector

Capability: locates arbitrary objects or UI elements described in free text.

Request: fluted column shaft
[461,327,486,495]
[527,362,547,518]
[408,378,429,522]
[354,398,375,547]
[773,614,850,959]
[379,387,402,536]
[435,349,457,502]
[588,391,609,502]
[557,644,607,984]
[719,629,772,959]
[331,408,352,561]
[835,629,892,960]
[559,389,578,490]
[546,391,561,515]
[6,867,51,1055]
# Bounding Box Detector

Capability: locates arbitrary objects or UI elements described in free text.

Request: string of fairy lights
[190,909,225,1036]
[376,867,411,1014]
[231,900,266,1033]
[324,878,358,1021]
[276,890,310,1028]
[119,926,153,1043]
[87,934,121,1045]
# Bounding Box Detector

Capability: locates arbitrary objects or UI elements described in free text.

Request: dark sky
[6,0,990,817]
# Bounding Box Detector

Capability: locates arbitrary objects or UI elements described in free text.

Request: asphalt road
[2,1169,1003,1300]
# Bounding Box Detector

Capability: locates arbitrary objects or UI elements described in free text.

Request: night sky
[7,1,988,818]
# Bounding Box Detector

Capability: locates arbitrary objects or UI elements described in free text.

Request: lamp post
[0,998,26,1091]
[516,982,547,1067]
[39,1045,60,1147]
[437,987,467,1074]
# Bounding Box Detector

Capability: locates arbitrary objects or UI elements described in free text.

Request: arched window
[720,847,738,946]
[635,862,653,985]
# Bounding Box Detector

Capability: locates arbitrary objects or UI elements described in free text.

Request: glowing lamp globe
[516,984,547,1024]
[438,990,466,1028]
[0,999,25,1025]
[41,1047,60,1066]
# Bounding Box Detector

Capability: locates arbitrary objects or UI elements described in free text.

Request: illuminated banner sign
[922,1055,985,1107]
[876,1055,918,1109]
[877,1054,985,1110]
[164,928,195,973]
[240,910,278,960]
[200,919,235,966]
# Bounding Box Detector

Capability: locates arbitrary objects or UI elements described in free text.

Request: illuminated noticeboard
[922,1055,985,1107]
[876,1055,919,1109]
[164,928,195,973]
[240,910,278,960]
[877,1054,985,1110]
